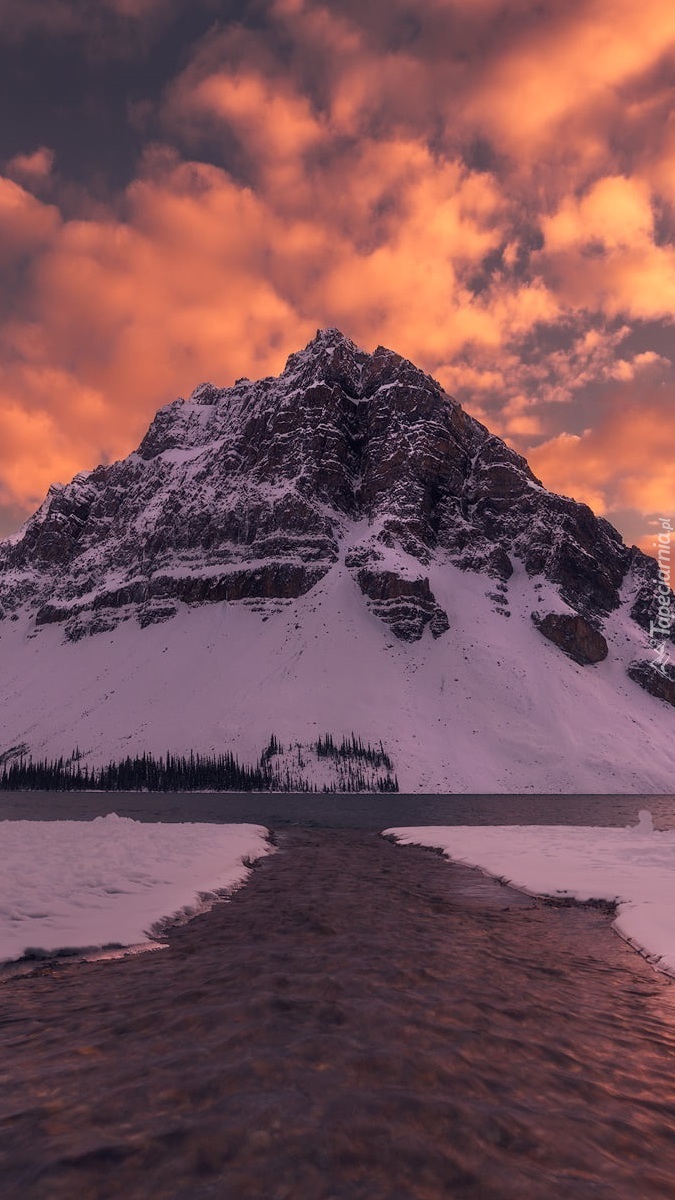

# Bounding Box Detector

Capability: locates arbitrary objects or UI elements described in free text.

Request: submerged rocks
[533,612,608,665]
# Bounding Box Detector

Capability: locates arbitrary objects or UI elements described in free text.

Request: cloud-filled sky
[1,0,674,555]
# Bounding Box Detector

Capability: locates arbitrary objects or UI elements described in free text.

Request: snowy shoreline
[3,812,675,980]
[387,812,675,978]
[0,815,272,967]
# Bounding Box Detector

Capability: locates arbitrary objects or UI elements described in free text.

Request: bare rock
[627,661,675,707]
[533,612,608,665]
[356,569,449,642]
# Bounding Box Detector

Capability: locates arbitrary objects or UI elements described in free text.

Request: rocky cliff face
[0,328,672,706]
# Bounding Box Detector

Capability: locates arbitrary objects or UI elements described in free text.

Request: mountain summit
[0,330,673,792]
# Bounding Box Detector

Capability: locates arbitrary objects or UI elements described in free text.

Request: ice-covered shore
[2,811,675,975]
[387,811,675,975]
[0,815,271,964]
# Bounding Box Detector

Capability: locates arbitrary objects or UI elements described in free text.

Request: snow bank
[0,815,271,964]
[386,814,675,975]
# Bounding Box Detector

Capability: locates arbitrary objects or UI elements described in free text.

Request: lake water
[1,790,675,828]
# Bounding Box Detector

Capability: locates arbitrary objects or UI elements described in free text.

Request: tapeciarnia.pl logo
[647,517,672,676]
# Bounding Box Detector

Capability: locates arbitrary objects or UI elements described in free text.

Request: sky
[1,0,674,555]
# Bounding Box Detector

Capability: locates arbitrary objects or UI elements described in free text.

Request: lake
[1,790,674,828]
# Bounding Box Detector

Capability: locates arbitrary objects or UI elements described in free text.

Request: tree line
[0,736,398,793]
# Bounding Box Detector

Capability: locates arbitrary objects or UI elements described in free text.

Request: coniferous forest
[0,735,399,793]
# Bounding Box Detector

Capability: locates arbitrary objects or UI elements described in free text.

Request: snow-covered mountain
[0,328,673,792]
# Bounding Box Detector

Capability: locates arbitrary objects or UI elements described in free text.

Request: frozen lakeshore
[2,804,675,973]
[0,817,272,966]
[3,828,675,1200]
[389,812,675,977]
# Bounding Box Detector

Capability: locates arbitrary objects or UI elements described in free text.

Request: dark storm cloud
[0,0,193,47]
[0,0,229,190]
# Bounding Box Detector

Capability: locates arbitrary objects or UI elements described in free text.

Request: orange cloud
[543,177,654,253]
[2,0,675,544]
[0,160,312,507]
[637,522,675,559]
[0,374,106,509]
[0,177,59,266]
[528,388,675,522]
[464,0,675,162]
[540,176,675,321]
[188,72,325,163]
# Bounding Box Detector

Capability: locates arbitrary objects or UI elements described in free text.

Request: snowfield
[387,813,675,975]
[0,545,674,793]
[0,816,271,965]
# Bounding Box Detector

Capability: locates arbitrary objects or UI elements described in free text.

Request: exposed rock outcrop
[356,569,449,642]
[628,548,675,640]
[627,661,675,707]
[533,612,609,665]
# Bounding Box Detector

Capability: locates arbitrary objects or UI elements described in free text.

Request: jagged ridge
[0,328,672,714]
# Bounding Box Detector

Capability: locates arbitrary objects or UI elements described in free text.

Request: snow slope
[0,541,673,792]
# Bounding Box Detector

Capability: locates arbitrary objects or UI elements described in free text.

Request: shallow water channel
[2,827,675,1198]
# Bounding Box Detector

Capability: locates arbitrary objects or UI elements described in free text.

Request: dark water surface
[2,790,675,828]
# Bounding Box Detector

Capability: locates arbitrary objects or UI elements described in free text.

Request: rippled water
[2,829,675,1199]
[2,789,675,829]
[3,793,675,1196]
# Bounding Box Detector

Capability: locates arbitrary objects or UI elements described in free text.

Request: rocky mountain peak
[0,329,671,710]
[281,327,443,404]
